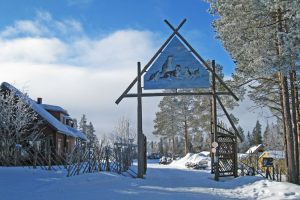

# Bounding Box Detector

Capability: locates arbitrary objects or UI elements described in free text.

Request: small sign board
[212,142,218,148]
[211,147,216,154]
[262,157,273,167]
[144,36,210,90]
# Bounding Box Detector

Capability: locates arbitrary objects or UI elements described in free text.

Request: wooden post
[47,138,51,170]
[144,134,147,175]
[241,164,244,176]
[212,60,219,181]
[137,62,144,178]
[105,147,110,172]
[234,136,238,177]
[210,98,214,174]
[280,169,282,182]
[33,142,37,169]
[276,165,279,181]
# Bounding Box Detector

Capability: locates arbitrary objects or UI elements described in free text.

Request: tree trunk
[279,84,289,173]
[184,119,189,155]
[172,135,176,156]
[295,78,300,184]
[279,72,297,183]
[290,70,299,184]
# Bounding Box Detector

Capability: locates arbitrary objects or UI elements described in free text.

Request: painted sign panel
[144,36,210,90]
[262,157,274,167]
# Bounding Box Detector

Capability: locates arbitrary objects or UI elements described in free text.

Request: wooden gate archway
[115,19,243,180]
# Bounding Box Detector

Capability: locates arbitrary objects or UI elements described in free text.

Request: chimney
[37,97,42,104]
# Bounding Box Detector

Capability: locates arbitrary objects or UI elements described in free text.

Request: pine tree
[153,61,240,154]
[79,114,98,147]
[79,114,88,134]
[247,131,252,148]
[176,90,195,154]
[153,92,181,155]
[263,122,271,150]
[237,126,247,153]
[86,122,97,147]
[72,118,78,129]
[207,0,300,183]
[251,120,262,145]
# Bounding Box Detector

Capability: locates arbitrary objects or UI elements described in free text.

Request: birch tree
[0,86,45,165]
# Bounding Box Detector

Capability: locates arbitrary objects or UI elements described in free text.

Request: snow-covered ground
[1,160,300,200]
[170,152,211,169]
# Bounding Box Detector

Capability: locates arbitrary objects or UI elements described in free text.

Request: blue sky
[0,0,234,74]
[0,0,267,139]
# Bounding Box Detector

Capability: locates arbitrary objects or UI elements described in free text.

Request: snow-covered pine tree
[206,0,300,183]
[251,120,263,146]
[269,121,284,151]
[263,122,272,150]
[79,114,88,134]
[237,126,247,153]
[79,114,99,147]
[72,118,78,129]
[86,122,97,147]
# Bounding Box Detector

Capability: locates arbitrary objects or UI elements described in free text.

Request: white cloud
[0,13,161,140]
[0,11,84,39]
[0,38,67,63]
[0,20,43,37]
[71,30,157,68]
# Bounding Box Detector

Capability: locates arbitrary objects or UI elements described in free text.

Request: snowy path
[1,162,300,200]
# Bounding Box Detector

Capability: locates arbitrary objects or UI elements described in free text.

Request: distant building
[258,150,285,172]
[0,82,86,157]
[245,144,264,154]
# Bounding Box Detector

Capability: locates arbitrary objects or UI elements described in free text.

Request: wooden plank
[123,91,231,98]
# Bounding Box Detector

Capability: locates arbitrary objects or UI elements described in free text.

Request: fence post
[241,164,244,176]
[276,165,279,181]
[33,142,37,169]
[47,139,51,170]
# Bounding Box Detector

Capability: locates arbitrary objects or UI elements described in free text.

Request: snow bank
[1,164,300,200]
[170,152,211,169]
[235,178,300,200]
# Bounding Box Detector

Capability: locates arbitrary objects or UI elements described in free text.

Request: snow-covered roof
[199,151,210,157]
[238,153,248,159]
[41,104,68,115]
[66,126,87,140]
[1,82,86,140]
[260,151,285,159]
[246,144,264,154]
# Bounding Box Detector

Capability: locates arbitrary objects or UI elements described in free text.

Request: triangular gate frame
[115,19,243,180]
